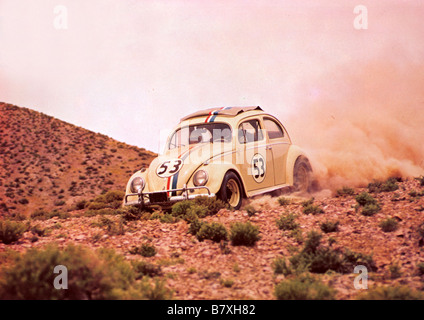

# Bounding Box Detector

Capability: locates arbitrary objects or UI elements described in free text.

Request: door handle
[266,146,272,150]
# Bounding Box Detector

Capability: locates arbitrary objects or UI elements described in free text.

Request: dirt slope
[0,102,156,216]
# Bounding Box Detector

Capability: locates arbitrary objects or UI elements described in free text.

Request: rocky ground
[1,178,424,300]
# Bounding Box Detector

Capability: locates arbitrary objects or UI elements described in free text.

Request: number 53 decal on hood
[156,159,183,178]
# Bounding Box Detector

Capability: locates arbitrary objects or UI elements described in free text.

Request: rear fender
[285,145,311,186]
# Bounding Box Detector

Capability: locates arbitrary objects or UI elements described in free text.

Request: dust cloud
[288,58,424,190]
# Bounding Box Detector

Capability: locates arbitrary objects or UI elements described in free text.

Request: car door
[262,117,291,185]
[236,117,275,192]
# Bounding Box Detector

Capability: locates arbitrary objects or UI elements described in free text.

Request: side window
[238,119,264,144]
[263,118,284,140]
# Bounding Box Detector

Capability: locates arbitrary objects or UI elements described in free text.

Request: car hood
[145,142,233,192]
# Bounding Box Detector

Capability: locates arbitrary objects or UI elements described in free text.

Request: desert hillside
[0,102,156,217]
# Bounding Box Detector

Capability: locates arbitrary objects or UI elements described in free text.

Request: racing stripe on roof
[205,107,232,123]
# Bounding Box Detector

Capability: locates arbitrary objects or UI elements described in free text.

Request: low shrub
[18,198,29,205]
[341,249,378,273]
[301,198,314,207]
[389,262,402,279]
[136,278,173,300]
[54,200,66,207]
[355,192,378,206]
[361,203,381,216]
[171,197,226,221]
[289,228,304,244]
[335,186,355,197]
[0,244,169,300]
[94,216,125,236]
[220,278,234,288]
[130,243,157,257]
[355,192,381,216]
[30,209,50,220]
[244,205,257,217]
[320,220,339,233]
[272,257,292,276]
[276,213,299,231]
[50,210,70,220]
[289,231,377,274]
[171,201,206,221]
[357,286,424,300]
[171,201,193,218]
[30,224,50,237]
[379,217,398,232]
[303,205,324,215]
[86,190,125,211]
[131,260,163,278]
[74,200,87,210]
[196,222,228,243]
[274,274,335,300]
[121,206,145,221]
[188,219,205,236]
[290,245,344,274]
[302,198,324,215]
[277,197,291,206]
[230,222,260,246]
[31,209,70,221]
[0,220,27,244]
[186,205,208,221]
[84,208,125,217]
[150,211,178,224]
[192,196,226,215]
[368,177,400,193]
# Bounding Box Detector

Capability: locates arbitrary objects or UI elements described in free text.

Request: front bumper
[124,185,215,208]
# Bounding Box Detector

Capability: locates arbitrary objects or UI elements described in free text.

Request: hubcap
[296,165,309,192]
[226,179,240,207]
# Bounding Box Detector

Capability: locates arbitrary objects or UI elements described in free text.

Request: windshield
[168,123,232,150]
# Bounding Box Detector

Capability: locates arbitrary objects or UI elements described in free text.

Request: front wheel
[293,157,313,193]
[218,172,243,210]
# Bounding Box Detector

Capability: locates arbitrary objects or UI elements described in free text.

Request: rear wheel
[218,172,243,210]
[293,157,312,192]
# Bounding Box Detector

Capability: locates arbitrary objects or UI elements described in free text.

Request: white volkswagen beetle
[124,106,312,210]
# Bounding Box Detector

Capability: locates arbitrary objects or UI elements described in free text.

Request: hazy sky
[1,0,423,153]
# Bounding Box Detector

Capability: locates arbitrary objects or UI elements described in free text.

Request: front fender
[196,162,245,196]
[124,170,148,201]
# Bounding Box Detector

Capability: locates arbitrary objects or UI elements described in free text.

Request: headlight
[130,177,145,193]
[193,170,208,187]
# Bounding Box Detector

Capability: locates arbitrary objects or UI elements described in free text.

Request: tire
[218,172,243,210]
[293,157,312,193]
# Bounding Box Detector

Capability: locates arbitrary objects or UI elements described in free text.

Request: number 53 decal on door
[251,153,266,183]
